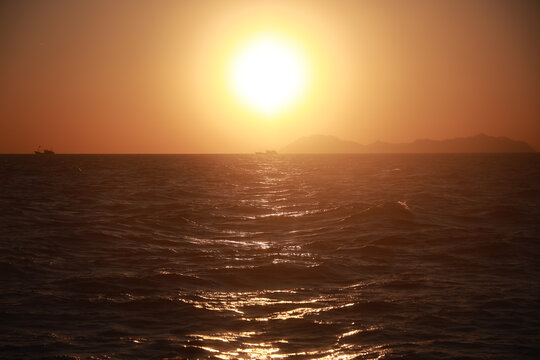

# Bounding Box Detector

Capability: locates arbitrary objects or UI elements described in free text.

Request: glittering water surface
[1,154,539,359]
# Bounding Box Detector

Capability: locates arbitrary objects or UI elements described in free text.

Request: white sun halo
[229,35,308,116]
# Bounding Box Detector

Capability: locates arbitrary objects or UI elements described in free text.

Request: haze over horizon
[281,133,536,154]
[1,0,539,153]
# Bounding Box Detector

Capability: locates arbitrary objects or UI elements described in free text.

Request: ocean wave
[1,154,539,360]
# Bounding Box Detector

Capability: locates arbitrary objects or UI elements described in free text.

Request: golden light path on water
[161,160,403,359]
[2,150,537,358]
[174,287,390,359]
[183,327,388,360]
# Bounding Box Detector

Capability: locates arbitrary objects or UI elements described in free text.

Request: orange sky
[1,0,539,153]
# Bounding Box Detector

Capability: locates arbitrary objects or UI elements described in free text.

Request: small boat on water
[255,150,278,155]
[34,146,55,155]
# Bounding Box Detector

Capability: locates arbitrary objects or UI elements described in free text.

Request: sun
[229,34,309,116]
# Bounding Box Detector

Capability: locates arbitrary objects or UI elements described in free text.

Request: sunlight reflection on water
[182,328,388,360]
[2,154,539,359]
[176,288,387,359]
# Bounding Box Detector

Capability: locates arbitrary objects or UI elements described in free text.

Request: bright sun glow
[229,35,309,116]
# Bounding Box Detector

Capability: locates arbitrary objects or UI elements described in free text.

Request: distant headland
[282,134,535,154]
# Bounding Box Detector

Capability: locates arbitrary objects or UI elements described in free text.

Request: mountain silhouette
[282,134,535,153]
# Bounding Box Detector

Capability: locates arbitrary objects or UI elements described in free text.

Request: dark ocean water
[1,154,539,360]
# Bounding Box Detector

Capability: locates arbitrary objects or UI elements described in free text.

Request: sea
[1,154,539,360]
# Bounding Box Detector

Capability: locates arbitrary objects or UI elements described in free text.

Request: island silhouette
[281,134,535,154]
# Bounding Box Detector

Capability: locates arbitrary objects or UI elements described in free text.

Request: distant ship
[255,150,278,155]
[34,146,55,155]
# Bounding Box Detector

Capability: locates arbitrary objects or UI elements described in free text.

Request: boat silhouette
[255,150,278,155]
[34,146,55,155]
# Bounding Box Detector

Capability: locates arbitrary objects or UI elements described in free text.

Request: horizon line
[1,151,537,155]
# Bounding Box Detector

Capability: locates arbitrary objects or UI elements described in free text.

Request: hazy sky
[1,0,539,153]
